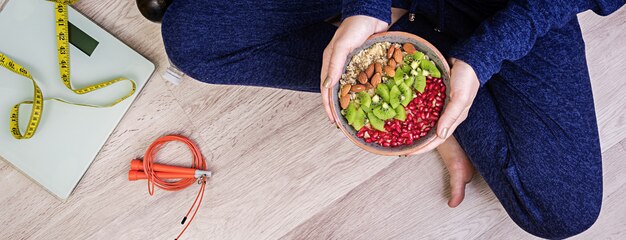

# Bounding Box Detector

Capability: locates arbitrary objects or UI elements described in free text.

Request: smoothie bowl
[328,32,450,156]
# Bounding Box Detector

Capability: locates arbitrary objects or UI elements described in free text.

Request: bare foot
[437,136,474,208]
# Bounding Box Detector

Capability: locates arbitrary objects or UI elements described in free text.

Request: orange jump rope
[128,135,211,240]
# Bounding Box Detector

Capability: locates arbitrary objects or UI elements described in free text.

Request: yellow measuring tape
[0,0,136,139]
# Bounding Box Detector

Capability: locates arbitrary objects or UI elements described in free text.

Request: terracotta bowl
[328,31,451,156]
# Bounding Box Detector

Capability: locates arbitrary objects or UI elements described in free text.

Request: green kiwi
[352,108,366,131]
[395,105,407,121]
[398,83,414,107]
[371,95,382,107]
[375,84,390,103]
[389,85,402,109]
[345,102,357,125]
[393,68,404,83]
[414,72,426,93]
[367,111,386,132]
[373,102,396,120]
[404,76,415,87]
[420,59,441,78]
[386,79,396,89]
[412,52,425,61]
[357,92,372,112]
[401,64,411,73]
[410,60,420,70]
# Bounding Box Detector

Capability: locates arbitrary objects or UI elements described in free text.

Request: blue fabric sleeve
[341,0,392,24]
[449,0,625,85]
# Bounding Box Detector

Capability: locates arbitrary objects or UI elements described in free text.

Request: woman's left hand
[411,58,480,155]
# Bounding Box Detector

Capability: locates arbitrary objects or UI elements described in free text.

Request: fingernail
[439,127,448,139]
[323,77,332,88]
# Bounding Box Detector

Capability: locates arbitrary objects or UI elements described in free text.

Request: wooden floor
[1,1,625,239]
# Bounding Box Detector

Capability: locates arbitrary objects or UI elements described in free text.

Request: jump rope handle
[129,159,212,179]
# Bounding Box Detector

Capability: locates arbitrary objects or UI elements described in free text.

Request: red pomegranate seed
[356,131,364,138]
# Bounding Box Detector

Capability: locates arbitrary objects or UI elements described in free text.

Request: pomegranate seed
[383,142,391,147]
[365,138,374,143]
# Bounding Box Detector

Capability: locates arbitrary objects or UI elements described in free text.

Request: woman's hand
[321,15,388,123]
[411,58,480,155]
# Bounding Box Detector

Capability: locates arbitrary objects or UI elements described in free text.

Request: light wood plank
[578,8,626,151]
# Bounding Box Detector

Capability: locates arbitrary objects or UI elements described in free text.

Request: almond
[351,84,366,92]
[340,94,350,109]
[365,64,375,78]
[375,63,382,74]
[387,59,396,69]
[383,65,395,77]
[371,73,382,88]
[393,47,403,63]
[357,72,368,84]
[403,43,417,54]
[365,83,374,90]
[387,47,395,59]
[340,84,351,96]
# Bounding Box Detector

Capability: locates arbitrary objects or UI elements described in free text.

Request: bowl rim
[327,31,451,156]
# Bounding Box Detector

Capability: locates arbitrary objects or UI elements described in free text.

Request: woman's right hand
[320,15,388,124]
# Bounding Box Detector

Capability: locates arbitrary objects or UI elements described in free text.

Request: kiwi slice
[352,108,366,131]
[345,102,357,125]
[367,111,386,132]
[386,79,396,89]
[357,92,372,112]
[420,59,441,78]
[410,61,420,70]
[414,73,427,93]
[373,102,396,120]
[371,94,382,109]
[393,68,404,83]
[395,106,407,121]
[375,84,390,103]
[401,64,411,73]
[389,85,402,109]
[412,52,425,61]
[404,76,415,87]
[398,83,414,107]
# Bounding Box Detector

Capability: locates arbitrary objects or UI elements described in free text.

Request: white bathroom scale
[0,0,155,200]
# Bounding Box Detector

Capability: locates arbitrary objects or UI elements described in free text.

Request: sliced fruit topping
[412,52,425,61]
[373,102,396,120]
[410,60,419,70]
[414,73,426,93]
[393,68,404,83]
[395,105,407,121]
[352,108,366,131]
[372,94,382,105]
[404,76,414,87]
[420,59,441,78]
[398,82,414,107]
[367,111,386,132]
[389,85,402,109]
[375,84,390,103]
[345,102,357,125]
[357,92,372,112]
[401,64,411,73]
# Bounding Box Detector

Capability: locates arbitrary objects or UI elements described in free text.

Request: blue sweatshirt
[342,0,625,85]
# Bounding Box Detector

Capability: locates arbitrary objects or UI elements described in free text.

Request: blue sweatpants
[161,0,603,238]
